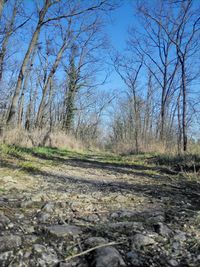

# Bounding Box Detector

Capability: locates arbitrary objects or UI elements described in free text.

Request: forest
[0,0,199,153]
[0,0,200,266]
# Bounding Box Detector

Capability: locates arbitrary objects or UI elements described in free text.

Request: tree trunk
[6,2,50,125]
[36,40,68,128]
[0,4,16,82]
[181,61,187,152]
[18,46,37,127]
[177,91,182,154]
[63,87,76,133]
[160,64,168,142]
[0,0,7,19]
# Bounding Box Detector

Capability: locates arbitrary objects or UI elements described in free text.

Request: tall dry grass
[109,139,172,155]
[0,128,83,150]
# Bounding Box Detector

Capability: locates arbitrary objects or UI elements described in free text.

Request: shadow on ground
[1,149,200,218]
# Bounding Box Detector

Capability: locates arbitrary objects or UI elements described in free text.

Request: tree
[6,0,116,125]
[112,53,143,153]
[62,16,105,133]
[0,0,8,19]
[131,0,180,142]
[139,0,200,151]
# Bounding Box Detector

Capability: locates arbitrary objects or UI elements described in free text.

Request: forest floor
[0,145,200,267]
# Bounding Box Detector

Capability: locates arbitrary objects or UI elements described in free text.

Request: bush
[153,153,200,172]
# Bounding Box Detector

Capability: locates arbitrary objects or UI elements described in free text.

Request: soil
[0,151,200,266]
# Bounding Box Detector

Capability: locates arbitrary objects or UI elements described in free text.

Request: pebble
[132,233,155,249]
[153,222,173,237]
[0,235,22,252]
[44,224,82,238]
[92,246,126,267]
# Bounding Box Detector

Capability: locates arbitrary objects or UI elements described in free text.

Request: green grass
[1,144,199,175]
[90,151,155,166]
[0,187,6,192]
[0,145,43,174]
[0,144,24,158]
[14,146,87,159]
[19,161,41,174]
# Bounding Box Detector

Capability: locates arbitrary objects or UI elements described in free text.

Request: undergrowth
[153,154,200,172]
[0,144,199,177]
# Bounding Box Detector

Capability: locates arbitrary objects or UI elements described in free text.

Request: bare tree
[131,1,180,142]
[0,0,8,19]
[112,53,143,153]
[6,0,115,125]
[139,0,200,151]
[62,16,105,133]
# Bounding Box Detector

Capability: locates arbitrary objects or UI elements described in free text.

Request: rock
[58,202,67,209]
[168,259,179,266]
[153,222,173,237]
[33,244,47,253]
[126,251,142,266]
[0,214,10,227]
[33,244,58,266]
[110,212,120,219]
[59,258,89,267]
[38,212,50,223]
[20,200,34,208]
[24,225,35,234]
[45,224,82,238]
[148,215,165,224]
[174,231,187,242]
[108,221,144,232]
[132,234,155,249]
[24,235,39,245]
[42,202,55,213]
[114,195,127,203]
[7,222,14,229]
[0,251,14,267]
[15,213,25,220]
[85,237,106,247]
[172,241,180,251]
[92,246,126,267]
[59,259,88,267]
[84,214,100,223]
[70,202,82,212]
[118,210,138,219]
[0,235,22,252]
[110,210,137,220]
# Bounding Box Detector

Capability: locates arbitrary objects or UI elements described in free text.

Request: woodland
[0,1,200,266]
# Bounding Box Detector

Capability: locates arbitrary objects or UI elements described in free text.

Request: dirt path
[0,151,200,266]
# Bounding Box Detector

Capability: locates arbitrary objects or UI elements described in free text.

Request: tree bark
[181,61,187,152]
[0,3,16,82]
[0,0,7,19]
[35,40,68,128]
[6,1,51,125]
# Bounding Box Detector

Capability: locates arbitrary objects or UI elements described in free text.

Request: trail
[0,151,200,266]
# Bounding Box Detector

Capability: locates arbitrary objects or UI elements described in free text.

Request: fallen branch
[63,241,125,262]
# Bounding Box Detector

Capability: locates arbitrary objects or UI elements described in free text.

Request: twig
[63,241,125,262]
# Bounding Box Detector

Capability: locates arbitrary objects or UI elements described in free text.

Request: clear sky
[99,1,136,96]
[106,1,134,51]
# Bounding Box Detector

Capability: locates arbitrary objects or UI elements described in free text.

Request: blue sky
[106,0,134,51]
[100,1,136,96]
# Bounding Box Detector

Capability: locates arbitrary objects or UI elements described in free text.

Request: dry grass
[110,140,168,155]
[0,128,83,150]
